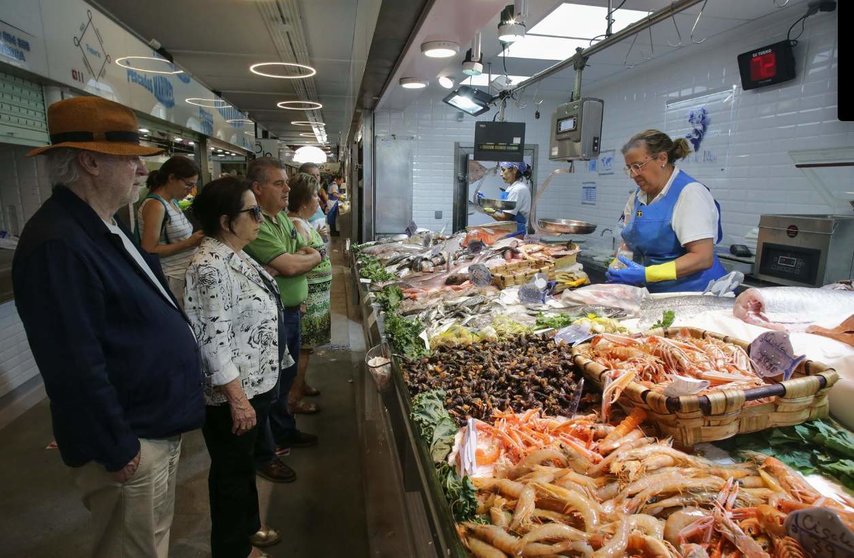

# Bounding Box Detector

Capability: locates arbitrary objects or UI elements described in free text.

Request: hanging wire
[786,13,808,43]
[690,0,709,44]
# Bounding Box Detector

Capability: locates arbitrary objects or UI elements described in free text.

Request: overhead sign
[0,0,254,151]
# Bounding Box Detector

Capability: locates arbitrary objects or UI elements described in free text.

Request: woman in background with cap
[487,161,532,235]
[606,129,726,292]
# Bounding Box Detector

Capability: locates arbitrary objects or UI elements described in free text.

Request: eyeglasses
[182,179,198,189]
[239,205,264,222]
[624,157,655,177]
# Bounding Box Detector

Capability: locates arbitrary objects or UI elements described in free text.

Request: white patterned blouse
[184,237,294,405]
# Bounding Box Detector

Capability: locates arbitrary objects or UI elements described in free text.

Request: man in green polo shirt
[245,157,321,484]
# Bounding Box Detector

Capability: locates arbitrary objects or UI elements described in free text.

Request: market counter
[351,252,468,558]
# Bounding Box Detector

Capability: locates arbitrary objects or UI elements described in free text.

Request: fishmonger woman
[606,129,726,292]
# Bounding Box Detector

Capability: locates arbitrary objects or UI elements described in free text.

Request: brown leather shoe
[256,459,296,483]
[249,526,281,548]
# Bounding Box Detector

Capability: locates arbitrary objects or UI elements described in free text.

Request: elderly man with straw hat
[13,95,204,558]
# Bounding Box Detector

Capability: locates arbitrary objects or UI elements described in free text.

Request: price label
[786,507,854,558]
[405,220,418,237]
[748,331,805,380]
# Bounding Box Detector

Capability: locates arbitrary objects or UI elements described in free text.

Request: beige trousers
[72,436,182,558]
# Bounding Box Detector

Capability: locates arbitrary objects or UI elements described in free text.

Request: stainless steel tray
[478,197,516,212]
[537,218,597,235]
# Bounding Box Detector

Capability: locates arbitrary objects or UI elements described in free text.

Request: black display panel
[759,242,820,285]
[737,40,796,90]
[474,121,525,162]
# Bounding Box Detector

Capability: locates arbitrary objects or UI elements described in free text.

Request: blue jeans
[254,308,300,466]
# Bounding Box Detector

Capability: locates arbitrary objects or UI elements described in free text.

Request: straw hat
[27,96,163,157]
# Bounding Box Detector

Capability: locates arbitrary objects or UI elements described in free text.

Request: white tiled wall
[0,144,50,398]
[375,9,850,251]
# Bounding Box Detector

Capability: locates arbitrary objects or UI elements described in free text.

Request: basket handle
[660,371,832,414]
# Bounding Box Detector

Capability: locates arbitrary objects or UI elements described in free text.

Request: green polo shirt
[245,211,308,307]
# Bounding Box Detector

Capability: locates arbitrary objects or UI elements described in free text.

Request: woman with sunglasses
[137,155,205,304]
[184,177,290,558]
[606,129,726,292]
[487,161,532,235]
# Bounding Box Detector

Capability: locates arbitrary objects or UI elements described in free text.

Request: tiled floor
[0,239,389,557]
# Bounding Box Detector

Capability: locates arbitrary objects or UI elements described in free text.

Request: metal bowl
[537,219,597,235]
[478,198,517,212]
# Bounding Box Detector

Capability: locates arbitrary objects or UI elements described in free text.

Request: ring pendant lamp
[115,56,183,75]
[277,101,323,110]
[186,98,230,108]
[250,62,317,79]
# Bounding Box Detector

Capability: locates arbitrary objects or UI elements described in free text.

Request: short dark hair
[298,162,319,174]
[192,176,250,237]
[288,172,319,212]
[148,155,200,191]
[247,157,286,186]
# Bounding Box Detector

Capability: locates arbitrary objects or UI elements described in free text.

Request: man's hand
[263,264,280,277]
[113,449,141,483]
[229,397,256,436]
[298,246,321,265]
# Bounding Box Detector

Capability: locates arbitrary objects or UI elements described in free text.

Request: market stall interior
[0,0,851,557]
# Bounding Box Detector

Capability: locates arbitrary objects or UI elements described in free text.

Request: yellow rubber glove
[645,261,677,282]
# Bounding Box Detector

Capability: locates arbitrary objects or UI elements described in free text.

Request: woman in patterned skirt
[286,172,332,414]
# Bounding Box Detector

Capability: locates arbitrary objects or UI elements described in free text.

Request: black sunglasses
[239,205,264,222]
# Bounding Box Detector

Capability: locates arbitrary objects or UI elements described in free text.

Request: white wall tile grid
[375,9,850,251]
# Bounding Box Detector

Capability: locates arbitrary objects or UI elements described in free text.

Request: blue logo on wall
[126,69,175,108]
[198,108,214,136]
[685,107,709,152]
[177,72,191,84]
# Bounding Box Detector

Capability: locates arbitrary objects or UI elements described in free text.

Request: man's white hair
[44,147,82,187]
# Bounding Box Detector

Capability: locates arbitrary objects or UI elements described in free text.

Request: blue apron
[621,169,726,293]
[500,186,528,235]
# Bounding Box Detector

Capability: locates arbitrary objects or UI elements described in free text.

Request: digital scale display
[556,116,577,134]
[759,243,820,285]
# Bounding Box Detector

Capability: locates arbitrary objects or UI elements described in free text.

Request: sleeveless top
[137,196,196,279]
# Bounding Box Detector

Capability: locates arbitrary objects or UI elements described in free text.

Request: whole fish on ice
[637,295,735,329]
[733,287,854,331]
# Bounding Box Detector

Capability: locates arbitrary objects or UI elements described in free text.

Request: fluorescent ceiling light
[115,56,183,75]
[438,76,455,89]
[250,62,317,79]
[529,4,648,39]
[188,141,195,145]
[421,41,459,58]
[500,36,590,60]
[174,137,182,142]
[291,121,324,127]
[400,77,428,89]
[138,128,150,134]
[227,118,254,124]
[461,74,529,87]
[277,100,323,110]
[299,132,316,137]
[442,85,493,116]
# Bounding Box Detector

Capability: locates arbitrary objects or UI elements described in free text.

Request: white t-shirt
[622,166,719,245]
[503,180,531,218]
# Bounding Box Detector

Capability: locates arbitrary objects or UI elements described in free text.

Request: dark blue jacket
[13,186,204,472]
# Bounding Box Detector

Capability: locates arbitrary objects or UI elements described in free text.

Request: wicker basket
[571,327,839,448]
[491,260,555,289]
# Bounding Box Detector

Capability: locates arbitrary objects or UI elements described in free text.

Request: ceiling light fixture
[138,128,150,134]
[276,100,323,110]
[438,76,456,89]
[421,40,460,58]
[291,121,325,127]
[498,0,527,44]
[186,97,230,108]
[299,132,317,137]
[293,146,328,164]
[462,33,483,76]
[400,77,428,89]
[442,85,494,116]
[226,118,254,125]
[115,56,183,75]
[249,62,317,79]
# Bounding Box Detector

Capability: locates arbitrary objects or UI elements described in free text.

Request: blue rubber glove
[605,255,646,285]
